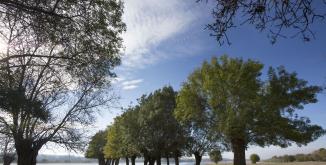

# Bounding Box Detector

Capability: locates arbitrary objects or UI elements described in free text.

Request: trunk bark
[16,150,38,165]
[148,157,155,165]
[115,158,120,165]
[166,157,169,165]
[156,156,161,165]
[144,156,148,165]
[131,155,136,165]
[126,157,129,165]
[194,152,202,165]
[232,139,246,165]
[15,138,45,165]
[98,156,106,165]
[174,156,179,165]
[106,159,111,165]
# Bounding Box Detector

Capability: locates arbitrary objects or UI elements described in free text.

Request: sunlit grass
[212,162,326,165]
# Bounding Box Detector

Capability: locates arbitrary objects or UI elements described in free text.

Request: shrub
[209,150,223,164]
[250,154,260,164]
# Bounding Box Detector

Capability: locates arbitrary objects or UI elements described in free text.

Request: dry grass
[257,162,326,165]
[213,162,326,165]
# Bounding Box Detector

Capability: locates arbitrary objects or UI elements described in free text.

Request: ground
[215,162,326,165]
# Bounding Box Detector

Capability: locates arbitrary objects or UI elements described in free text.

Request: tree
[209,150,222,164]
[0,135,15,165]
[104,124,123,165]
[104,109,141,165]
[175,74,221,165]
[198,0,326,45]
[85,130,108,165]
[135,86,184,165]
[118,108,142,165]
[250,154,260,164]
[177,55,325,165]
[0,0,125,165]
[311,148,326,161]
[103,86,186,165]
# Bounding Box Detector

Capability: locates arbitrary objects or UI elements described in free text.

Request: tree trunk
[166,157,169,165]
[98,156,106,165]
[144,156,148,165]
[148,157,155,165]
[194,152,202,165]
[126,157,129,165]
[16,150,38,165]
[115,158,120,165]
[174,156,179,165]
[106,159,111,165]
[232,139,246,165]
[156,156,161,165]
[131,155,136,165]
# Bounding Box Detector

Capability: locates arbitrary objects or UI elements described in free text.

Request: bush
[250,154,260,164]
[209,150,222,164]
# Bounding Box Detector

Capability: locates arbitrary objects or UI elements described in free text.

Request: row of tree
[268,148,326,162]
[86,56,325,165]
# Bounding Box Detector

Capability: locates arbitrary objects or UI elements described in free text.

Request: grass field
[215,162,326,165]
[258,163,326,165]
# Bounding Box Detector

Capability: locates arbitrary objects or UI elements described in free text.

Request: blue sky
[42,0,326,159]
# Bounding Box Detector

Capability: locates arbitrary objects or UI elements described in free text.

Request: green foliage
[136,86,185,158]
[209,150,222,164]
[268,148,326,162]
[175,69,222,157]
[175,55,324,164]
[0,0,126,163]
[312,148,326,161]
[250,154,260,164]
[104,86,186,161]
[85,130,107,159]
[104,109,140,159]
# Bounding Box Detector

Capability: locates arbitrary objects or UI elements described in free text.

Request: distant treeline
[267,148,326,162]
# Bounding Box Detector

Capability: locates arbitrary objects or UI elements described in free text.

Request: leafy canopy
[85,130,107,159]
[177,55,324,149]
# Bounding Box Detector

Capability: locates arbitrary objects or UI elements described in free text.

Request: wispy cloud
[122,79,143,86]
[121,0,202,70]
[114,78,144,91]
[122,85,138,90]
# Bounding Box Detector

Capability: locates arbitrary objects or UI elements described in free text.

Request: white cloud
[122,85,138,90]
[116,78,144,90]
[121,0,201,69]
[122,79,143,86]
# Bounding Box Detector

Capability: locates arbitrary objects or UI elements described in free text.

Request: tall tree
[175,78,221,165]
[0,0,125,165]
[199,0,326,44]
[118,108,141,165]
[104,124,123,165]
[104,110,141,165]
[136,86,181,165]
[177,55,325,165]
[85,130,108,165]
